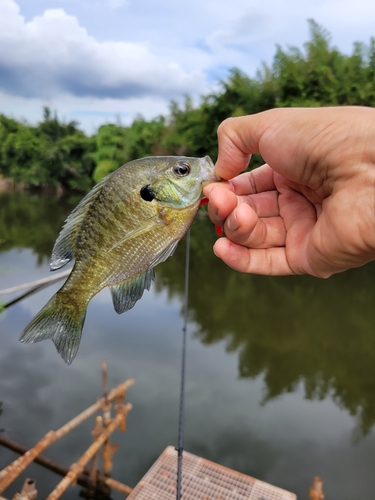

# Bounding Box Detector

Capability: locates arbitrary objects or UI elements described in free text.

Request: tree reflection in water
[157,213,375,436]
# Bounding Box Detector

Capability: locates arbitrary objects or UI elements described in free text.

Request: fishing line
[176,229,190,500]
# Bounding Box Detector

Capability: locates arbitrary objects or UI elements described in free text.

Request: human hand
[204,107,375,277]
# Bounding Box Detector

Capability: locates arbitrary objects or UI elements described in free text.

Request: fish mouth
[201,156,221,186]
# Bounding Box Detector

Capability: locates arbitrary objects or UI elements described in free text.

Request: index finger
[204,164,276,198]
[214,107,360,183]
[215,113,273,180]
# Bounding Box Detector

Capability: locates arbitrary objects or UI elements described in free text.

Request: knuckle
[217,117,235,137]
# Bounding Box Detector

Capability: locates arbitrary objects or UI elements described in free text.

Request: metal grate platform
[127,446,297,500]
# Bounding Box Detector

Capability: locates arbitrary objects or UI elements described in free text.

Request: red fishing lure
[200,197,223,236]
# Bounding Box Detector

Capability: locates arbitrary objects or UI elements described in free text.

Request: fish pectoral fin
[110,240,178,314]
[51,238,74,271]
[110,269,155,314]
[149,240,179,267]
[109,214,162,252]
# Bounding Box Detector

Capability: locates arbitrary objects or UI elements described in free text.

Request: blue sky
[0,0,374,134]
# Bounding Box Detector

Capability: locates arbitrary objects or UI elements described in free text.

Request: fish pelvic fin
[110,269,155,314]
[20,293,87,365]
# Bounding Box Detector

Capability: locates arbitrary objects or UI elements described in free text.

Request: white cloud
[0,0,206,101]
[2,0,375,133]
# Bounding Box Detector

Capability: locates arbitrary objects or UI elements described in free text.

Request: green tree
[0,108,95,190]
[92,117,166,182]
[92,123,128,182]
[34,108,95,190]
[271,20,375,107]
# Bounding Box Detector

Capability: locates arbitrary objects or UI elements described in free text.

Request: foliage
[0,108,95,190]
[92,116,166,182]
[1,22,375,187]
[272,20,375,107]
[92,124,127,182]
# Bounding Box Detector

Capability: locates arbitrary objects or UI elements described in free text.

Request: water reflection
[0,191,81,260]
[2,192,375,435]
[157,214,375,436]
[1,191,375,499]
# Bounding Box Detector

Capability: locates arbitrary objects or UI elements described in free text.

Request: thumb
[215,113,273,180]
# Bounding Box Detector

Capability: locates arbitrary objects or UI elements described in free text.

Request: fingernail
[210,205,218,218]
[227,212,238,232]
[203,185,213,196]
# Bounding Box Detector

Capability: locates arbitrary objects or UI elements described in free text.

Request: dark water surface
[1,191,375,499]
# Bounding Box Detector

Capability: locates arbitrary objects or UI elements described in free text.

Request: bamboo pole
[0,435,133,495]
[0,379,134,495]
[12,478,37,500]
[0,270,71,296]
[46,403,132,500]
[309,476,324,500]
[104,477,132,496]
[0,435,68,477]
[89,416,103,495]
[3,284,52,310]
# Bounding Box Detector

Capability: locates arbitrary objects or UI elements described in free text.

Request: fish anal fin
[110,269,155,314]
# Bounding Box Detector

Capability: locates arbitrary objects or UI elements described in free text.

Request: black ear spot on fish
[140,184,156,202]
[173,161,191,177]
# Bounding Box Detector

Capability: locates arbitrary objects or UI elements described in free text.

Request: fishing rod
[176,229,190,500]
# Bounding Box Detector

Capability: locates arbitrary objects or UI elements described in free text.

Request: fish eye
[173,162,191,177]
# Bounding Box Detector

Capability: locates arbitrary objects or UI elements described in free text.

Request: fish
[20,156,218,364]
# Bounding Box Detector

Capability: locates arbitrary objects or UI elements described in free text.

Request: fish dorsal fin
[50,178,108,270]
[110,269,155,314]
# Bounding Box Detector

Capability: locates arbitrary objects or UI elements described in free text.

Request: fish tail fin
[20,293,87,365]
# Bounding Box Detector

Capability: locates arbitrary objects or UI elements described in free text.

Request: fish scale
[20,156,219,364]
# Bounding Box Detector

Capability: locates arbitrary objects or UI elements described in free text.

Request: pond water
[1,191,375,499]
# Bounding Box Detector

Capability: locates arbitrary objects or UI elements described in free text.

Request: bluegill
[21,156,218,364]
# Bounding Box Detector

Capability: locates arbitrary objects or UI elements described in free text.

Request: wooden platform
[127,446,297,500]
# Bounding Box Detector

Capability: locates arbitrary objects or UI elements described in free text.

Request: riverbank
[0,176,73,195]
[0,176,18,193]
